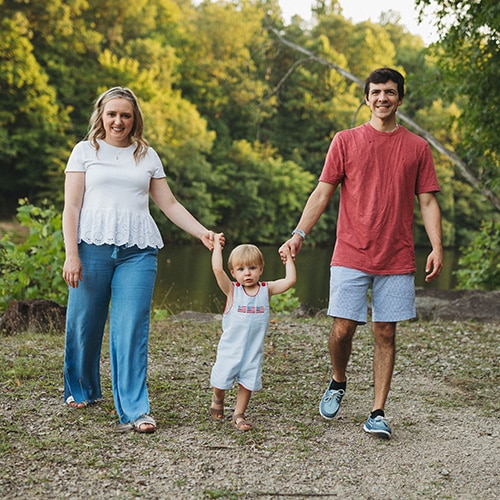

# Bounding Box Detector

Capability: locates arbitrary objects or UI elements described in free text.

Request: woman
[62,87,214,433]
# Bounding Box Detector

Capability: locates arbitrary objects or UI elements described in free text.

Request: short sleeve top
[65,139,166,249]
[319,123,440,274]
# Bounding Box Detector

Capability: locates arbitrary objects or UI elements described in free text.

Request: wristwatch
[291,228,306,240]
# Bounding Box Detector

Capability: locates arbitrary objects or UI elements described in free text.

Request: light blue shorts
[328,266,416,324]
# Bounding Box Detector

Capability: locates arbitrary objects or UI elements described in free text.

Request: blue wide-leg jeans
[64,242,158,424]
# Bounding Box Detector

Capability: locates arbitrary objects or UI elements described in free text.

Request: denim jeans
[64,242,158,423]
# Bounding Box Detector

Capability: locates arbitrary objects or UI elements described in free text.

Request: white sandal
[115,415,156,434]
[133,415,156,433]
[65,396,88,409]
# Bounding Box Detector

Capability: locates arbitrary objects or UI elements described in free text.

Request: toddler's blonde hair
[228,244,265,271]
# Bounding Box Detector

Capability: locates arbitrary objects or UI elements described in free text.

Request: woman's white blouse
[65,139,166,249]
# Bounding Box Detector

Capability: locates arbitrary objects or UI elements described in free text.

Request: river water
[152,245,458,314]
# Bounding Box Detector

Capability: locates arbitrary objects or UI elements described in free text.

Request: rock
[171,310,221,322]
[432,290,500,322]
[292,303,317,318]
[0,299,66,335]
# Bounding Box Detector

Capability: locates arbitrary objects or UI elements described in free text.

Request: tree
[416,0,500,207]
[1,0,497,253]
[212,140,316,243]
[0,14,69,216]
[176,1,273,149]
[260,15,358,171]
[2,0,104,138]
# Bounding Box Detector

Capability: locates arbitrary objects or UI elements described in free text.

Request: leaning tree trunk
[266,27,500,212]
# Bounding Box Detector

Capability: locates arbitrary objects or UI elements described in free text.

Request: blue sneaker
[319,380,345,419]
[363,415,392,439]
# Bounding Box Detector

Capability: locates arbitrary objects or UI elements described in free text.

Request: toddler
[209,233,296,430]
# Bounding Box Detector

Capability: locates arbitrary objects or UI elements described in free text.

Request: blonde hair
[86,86,149,162]
[228,244,265,271]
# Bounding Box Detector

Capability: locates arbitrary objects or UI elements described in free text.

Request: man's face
[365,80,403,120]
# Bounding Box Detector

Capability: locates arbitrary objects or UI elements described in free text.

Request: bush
[455,219,500,290]
[270,288,300,314]
[0,199,67,312]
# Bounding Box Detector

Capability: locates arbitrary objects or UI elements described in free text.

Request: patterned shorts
[328,266,416,324]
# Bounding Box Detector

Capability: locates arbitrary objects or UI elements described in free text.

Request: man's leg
[322,266,370,419]
[371,321,396,412]
[329,317,357,383]
[319,317,357,419]
[363,321,396,438]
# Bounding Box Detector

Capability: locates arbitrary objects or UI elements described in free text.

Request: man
[281,68,443,439]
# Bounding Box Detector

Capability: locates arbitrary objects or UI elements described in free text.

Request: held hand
[278,242,293,264]
[213,232,225,250]
[200,230,216,250]
[279,235,303,263]
[62,256,83,288]
[424,249,443,282]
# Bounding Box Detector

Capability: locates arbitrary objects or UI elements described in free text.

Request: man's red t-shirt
[319,123,440,274]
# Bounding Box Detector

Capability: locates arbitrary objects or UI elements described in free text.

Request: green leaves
[1,0,498,257]
[455,220,500,290]
[212,140,315,244]
[270,288,300,313]
[417,0,500,194]
[0,200,67,311]
[0,15,69,214]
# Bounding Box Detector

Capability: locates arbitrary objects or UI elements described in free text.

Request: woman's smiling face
[102,98,135,147]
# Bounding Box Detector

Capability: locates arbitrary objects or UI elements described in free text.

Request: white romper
[210,282,271,391]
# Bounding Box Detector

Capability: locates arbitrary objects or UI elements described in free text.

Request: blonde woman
[62,87,214,433]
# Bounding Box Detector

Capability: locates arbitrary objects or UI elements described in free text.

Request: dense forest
[1,0,499,248]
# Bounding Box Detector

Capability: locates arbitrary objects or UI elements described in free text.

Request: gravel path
[1,318,499,499]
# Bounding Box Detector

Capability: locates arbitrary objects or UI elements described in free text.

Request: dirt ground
[1,313,499,499]
[5,387,499,499]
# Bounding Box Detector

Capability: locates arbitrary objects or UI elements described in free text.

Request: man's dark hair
[364,68,405,99]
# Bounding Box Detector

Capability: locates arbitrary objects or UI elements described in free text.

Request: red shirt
[319,123,440,274]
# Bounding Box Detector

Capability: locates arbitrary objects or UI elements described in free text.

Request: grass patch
[0,316,498,497]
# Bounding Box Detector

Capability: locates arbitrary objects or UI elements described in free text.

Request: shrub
[0,199,67,312]
[270,288,300,314]
[455,219,500,290]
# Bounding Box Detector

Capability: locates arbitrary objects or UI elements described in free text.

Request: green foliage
[270,288,300,313]
[0,13,70,215]
[1,0,498,250]
[176,1,269,147]
[0,200,67,312]
[417,0,500,195]
[455,220,500,290]
[212,140,316,244]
